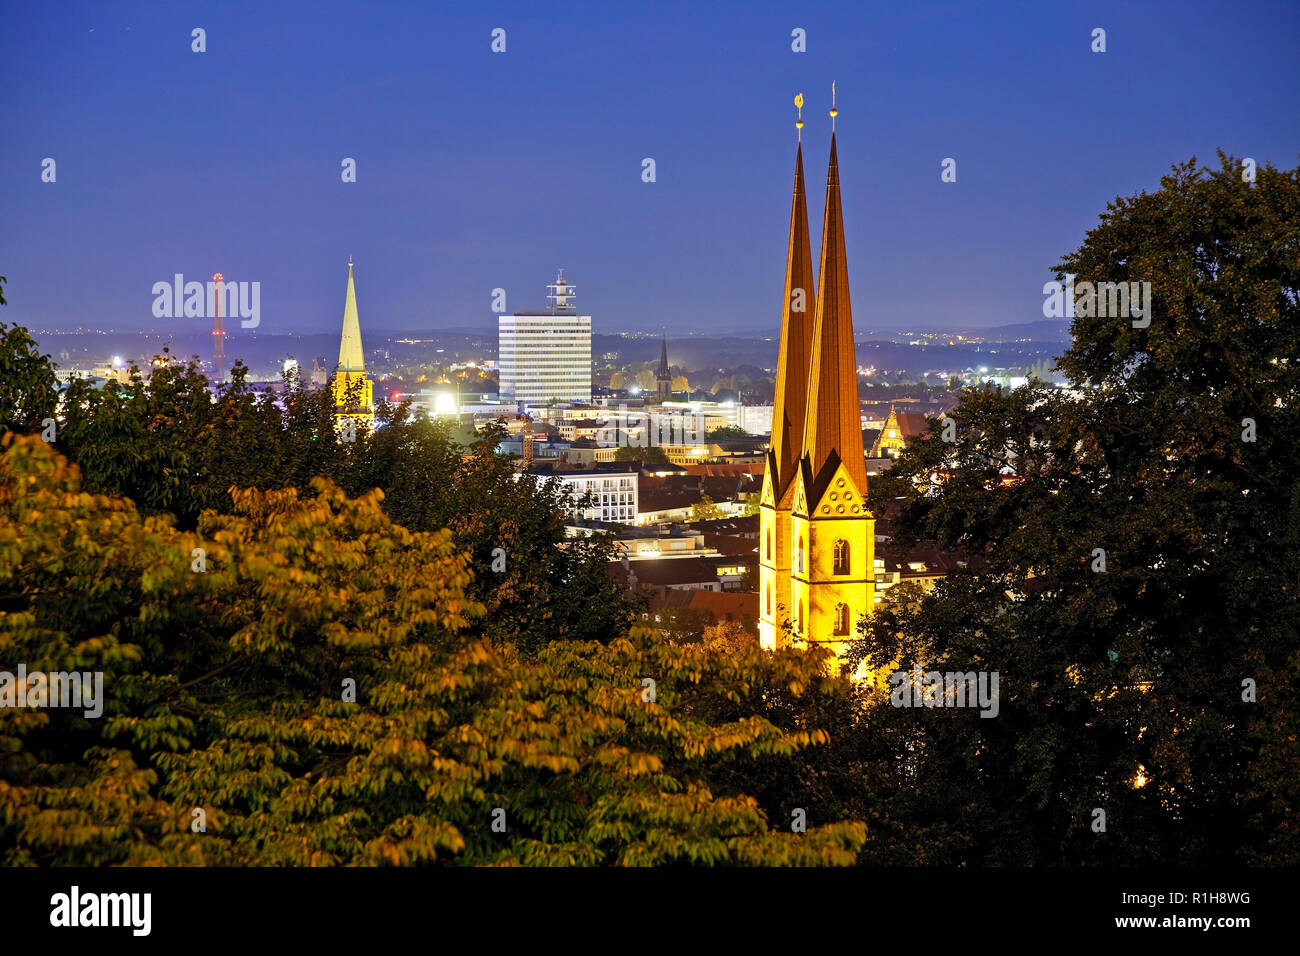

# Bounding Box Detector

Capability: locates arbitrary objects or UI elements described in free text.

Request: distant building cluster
[41,253,979,661]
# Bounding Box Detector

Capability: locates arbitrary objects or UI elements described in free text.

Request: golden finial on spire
[794,93,804,143]
[830,82,837,131]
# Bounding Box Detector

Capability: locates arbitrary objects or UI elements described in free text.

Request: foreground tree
[0,321,57,434]
[0,435,865,865]
[614,444,668,464]
[8,343,631,658]
[858,153,1300,864]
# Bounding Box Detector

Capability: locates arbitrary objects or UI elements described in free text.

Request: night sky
[2,0,1297,336]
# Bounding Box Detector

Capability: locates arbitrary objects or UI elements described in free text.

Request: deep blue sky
[2,0,1297,337]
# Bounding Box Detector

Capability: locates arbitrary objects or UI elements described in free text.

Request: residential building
[530,464,637,524]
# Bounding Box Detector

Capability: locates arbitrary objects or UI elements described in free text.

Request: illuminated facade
[332,259,375,432]
[759,134,816,658]
[759,93,874,673]
[498,271,592,406]
[870,405,930,458]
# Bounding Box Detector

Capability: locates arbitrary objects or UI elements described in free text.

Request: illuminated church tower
[769,87,875,673]
[790,88,874,671]
[332,258,375,432]
[759,94,816,652]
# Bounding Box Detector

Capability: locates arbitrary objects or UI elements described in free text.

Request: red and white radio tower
[212,273,226,383]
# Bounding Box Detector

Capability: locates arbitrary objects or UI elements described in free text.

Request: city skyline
[3,1,1298,336]
[2,0,1297,907]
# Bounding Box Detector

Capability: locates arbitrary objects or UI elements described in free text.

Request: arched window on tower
[795,539,805,574]
[833,539,850,575]
[766,583,772,615]
[766,529,772,560]
[834,603,850,636]
[797,602,804,634]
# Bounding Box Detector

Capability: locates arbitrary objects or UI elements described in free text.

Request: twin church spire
[770,90,865,505]
[760,89,874,671]
[803,131,867,497]
[767,140,816,502]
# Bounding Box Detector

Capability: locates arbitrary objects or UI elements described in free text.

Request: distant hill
[694,319,1073,345]
[949,320,1072,343]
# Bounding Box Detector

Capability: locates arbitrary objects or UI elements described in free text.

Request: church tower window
[833,539,850,575]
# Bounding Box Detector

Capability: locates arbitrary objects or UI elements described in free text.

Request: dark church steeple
[656,333,672,400]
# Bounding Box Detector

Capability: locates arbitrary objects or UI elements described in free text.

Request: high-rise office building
[498,271,592,406]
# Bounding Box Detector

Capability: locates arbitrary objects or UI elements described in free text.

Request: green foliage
[706,425,749,441]
[614,444,668,464]
[57,355,302,524]
[0,436,865,865]
[384,420,631,656]
[649,606,711,644]
[0,322,58,433]
[689,494,725,522]
[856,154,1300,864]
[39,351,633,656]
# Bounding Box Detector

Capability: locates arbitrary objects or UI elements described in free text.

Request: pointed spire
[338,260,365,372]
[802,130,867,495]
[658,333,670,378]
[769,125,817,499]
